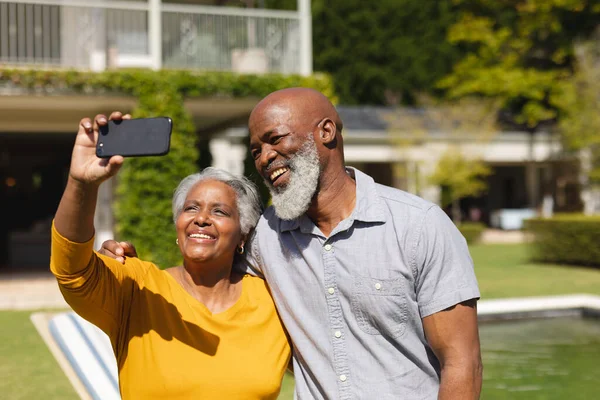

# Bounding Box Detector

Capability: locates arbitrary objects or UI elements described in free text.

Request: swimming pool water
[481,317,600,399]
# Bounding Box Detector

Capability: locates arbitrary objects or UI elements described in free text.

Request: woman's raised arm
[54,112,129,245]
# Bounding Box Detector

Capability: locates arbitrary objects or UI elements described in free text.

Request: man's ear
[317,118,337,145]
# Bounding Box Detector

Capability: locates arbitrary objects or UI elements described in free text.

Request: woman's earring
[236,244,245,255]
[176,238,179,245]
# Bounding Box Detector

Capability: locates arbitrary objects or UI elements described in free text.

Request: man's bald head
[248,88,352,220]
[249,88,343,136]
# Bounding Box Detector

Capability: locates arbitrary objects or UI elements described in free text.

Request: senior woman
[51,112,290,399]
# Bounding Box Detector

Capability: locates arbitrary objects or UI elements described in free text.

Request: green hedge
[1,68,335,268]
[0,69,337,102]
[114,79,199,268]
[524,214,600,267]
[457,222,485,244]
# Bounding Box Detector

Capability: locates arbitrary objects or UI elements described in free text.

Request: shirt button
[324,243,333,251]
[328,287,335,295]
[339,374,347,382]
[375,282,382,290]
[334,331,342,338]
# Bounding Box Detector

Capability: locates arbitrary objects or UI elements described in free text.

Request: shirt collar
[348,167,387,224]
[279,167,387,233]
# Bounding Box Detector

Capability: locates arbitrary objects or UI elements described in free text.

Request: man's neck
[307,167,356,237]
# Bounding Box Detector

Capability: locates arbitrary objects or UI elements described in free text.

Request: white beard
[268,135,320,220]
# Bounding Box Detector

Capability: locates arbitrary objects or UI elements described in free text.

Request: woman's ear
[238,234,248,251]
[317,118,336,145]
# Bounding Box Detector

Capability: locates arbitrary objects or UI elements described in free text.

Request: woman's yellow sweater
[50,224,291,399]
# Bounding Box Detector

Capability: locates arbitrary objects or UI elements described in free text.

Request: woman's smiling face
[175,179,243,266]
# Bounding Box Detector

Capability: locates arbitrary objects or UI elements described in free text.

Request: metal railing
[162,4,300,74]
[0,0,306,74]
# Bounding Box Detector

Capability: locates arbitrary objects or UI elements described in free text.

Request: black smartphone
[96,117,172,158]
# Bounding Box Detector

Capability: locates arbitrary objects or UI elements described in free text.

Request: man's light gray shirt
[248,168,480,399]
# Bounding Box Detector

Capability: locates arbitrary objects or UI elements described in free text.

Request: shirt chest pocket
[351,276,408,338]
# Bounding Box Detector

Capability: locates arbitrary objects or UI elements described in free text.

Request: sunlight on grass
[0,311,77,400]
[470,244,600,299]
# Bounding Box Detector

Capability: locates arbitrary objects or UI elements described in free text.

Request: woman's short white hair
[172,167,263,236]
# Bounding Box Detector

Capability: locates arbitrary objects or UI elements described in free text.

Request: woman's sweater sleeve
[50,221,149,339]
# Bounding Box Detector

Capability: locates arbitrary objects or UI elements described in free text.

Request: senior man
[102,88,482,399]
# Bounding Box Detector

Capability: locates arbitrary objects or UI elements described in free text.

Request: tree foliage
[267,0,463,105]
[387,97,498,222]
[439,0,600,129]
[314,0,463,105]
[266,0,600,115]
[429,149,492,222]
[555,38,600,182]
[430,150,491,202]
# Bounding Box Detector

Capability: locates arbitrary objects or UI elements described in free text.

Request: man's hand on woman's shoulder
[98,240,138,264]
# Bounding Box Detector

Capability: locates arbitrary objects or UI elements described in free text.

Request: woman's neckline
[164,266,248,317]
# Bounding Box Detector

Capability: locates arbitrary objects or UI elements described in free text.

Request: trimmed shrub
[114,78,198,268]
[524,214,600,267]
[458,222,485,244]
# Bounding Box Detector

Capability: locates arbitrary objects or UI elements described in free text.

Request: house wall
[342,131,581,223]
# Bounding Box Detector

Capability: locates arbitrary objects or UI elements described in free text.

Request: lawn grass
[1,243,599,399]
[470,243,600,298]
[279,373,295,399]
[0,310,77,400]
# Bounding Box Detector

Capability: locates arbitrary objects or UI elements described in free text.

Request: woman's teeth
[189,233,214,239]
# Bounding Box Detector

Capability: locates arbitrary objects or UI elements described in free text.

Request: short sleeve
[413,206,480,318]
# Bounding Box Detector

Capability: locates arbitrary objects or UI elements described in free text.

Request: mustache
[263,160,289,175]
[263,140,314,175]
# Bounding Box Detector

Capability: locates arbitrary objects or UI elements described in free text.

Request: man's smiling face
[249,101,321,220]
[249,104,299,189]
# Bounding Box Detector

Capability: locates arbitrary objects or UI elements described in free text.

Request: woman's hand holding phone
[96,116,172,158]
[55,112,132,243]
[69,112,131,187]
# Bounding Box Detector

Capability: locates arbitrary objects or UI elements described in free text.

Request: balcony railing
[0,0,310,75]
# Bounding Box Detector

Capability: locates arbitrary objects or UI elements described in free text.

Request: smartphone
[96,117,172,158]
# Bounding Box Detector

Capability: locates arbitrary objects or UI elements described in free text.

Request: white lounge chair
[30,311,121,400]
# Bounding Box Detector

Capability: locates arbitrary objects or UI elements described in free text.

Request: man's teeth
[270,168,289,181]
[189,233,214,239]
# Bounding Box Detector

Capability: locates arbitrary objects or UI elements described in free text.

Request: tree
[387,97,498,222]
[429,149,491,223]
[438,1,600,214]
[554,37,600,214]
[267,0,464,105]
[439,0,600,130]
